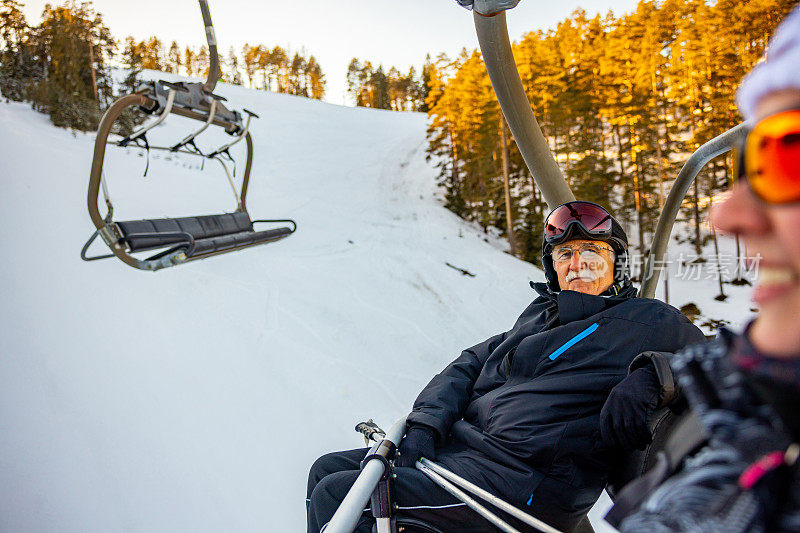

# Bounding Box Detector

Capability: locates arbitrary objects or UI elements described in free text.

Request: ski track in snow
[0,72,756,532]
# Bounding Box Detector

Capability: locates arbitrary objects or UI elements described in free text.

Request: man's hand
[395,425,436,468]
[600,366,661,451]
[455,0,521,15]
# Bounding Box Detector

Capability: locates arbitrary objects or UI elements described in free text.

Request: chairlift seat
[116,212,293,258]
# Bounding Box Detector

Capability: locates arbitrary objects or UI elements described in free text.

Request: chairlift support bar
[325,418,407,533]
[119,89,176,145]
[171,97,217,152]
[213,156,242,209]
[207,109,256,159]
[640,124,747,298]
[474,11,574,210]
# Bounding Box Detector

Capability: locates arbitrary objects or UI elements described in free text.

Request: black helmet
[541,201,630,293]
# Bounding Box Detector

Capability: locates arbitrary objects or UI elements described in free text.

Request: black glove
[395,425,436,468]
[600,366,661,451]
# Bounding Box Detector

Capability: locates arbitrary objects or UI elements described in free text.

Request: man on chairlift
[307,201,705,532]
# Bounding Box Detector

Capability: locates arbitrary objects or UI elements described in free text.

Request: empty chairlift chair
[81,0,295,271]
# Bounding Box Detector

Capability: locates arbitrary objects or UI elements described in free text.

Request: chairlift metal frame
[83,0,295,271]
[327,8,746,533]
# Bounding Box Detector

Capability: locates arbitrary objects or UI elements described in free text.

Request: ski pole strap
[139,134,151,177]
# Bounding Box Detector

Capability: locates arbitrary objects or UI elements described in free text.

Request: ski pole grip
[355,420,386,442]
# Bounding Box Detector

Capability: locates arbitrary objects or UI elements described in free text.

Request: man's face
[553,238,616,295]
[710,89,800,356]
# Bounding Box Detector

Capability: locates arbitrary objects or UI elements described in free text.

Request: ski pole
[417,458,563,533]
[416,460,521,533]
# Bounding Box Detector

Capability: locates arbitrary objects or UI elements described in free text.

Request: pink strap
[738,451,786,490]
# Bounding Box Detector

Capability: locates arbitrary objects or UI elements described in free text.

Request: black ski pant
[307,447,498,533]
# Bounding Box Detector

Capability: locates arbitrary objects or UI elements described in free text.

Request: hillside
[0,75,754,531]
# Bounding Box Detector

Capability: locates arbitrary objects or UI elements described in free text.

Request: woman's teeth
[758,267,797,287]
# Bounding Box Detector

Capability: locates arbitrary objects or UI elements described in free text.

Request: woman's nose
[710,182,770,237]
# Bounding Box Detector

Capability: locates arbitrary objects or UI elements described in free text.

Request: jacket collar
[530,280,637,324]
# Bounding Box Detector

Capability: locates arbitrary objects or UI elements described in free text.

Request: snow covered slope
[0,76,753,532]
[0,82,555,532]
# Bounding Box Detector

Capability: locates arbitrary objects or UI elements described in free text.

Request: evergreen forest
[424,0,798,273]
[1,0,797,285]
[0,0,328,131]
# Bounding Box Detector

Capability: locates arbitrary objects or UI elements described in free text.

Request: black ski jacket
[406,282,705,529]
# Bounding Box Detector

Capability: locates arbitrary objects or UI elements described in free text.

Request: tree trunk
[89,42,98,101]
[500,117,516,256]
[693,176,702,256]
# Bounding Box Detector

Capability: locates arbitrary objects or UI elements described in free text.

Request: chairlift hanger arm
[640,123,747,298]
[198,0,220,94]
[474,11,574,210]
[207,110,256,159]
[171,97,218,152]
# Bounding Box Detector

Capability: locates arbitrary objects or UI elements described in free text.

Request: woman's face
[710,89,800,356]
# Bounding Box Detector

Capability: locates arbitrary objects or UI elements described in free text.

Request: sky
[19,0,643,105]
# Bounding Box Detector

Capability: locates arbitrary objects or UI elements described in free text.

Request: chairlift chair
[82,0,296,271]
[325,6,746,533]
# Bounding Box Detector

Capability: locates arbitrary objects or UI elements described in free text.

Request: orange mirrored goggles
[736,109,800,204]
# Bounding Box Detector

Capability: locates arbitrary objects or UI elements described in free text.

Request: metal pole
[474,11,574,210]
[198,0,221,93]
[325,418,407,533]
[418,458,563,533]
[416,461,520,533]
[640,123,747,298]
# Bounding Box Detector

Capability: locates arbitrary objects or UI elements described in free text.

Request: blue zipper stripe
[547,322,599,361]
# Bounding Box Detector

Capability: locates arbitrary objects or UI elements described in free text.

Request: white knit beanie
[736,7,800,122]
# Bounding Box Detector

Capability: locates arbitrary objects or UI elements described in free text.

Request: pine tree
[184,46,195,77]
[31,2,114,130]
[167,40,181,74]
[0,0,39,101]
[140,36,162,70]
[306,55,325,100]
[197,45,209,79]
[289,52,307,96]
[225,46,242,85]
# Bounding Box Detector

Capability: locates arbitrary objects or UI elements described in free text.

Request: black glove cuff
[405,424,435,441]
[629,351,678,407]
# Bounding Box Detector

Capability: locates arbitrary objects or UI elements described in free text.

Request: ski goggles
[736,109,800,204]
[544,201,613,243]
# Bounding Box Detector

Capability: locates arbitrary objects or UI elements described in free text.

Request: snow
[0,77,750,532]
